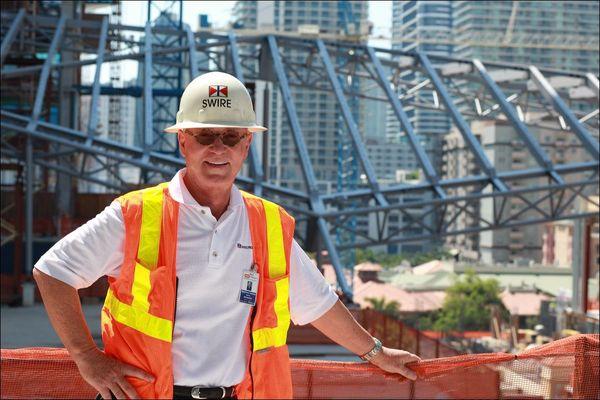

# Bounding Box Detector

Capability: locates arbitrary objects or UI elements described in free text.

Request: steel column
[144,22,154,153]
[87,17,109,141]
[473,59,563,184]
[267,35,352,297]
[0,8,26,66]
[229,31,264,196]
[317,39,387,206]
[266,36,319,193]
[529,66,599,159]
[416,51,508,192]
[366,46,446,199]
[23,15,67,275]
[186,25,198,79]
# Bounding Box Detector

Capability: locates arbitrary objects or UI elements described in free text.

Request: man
[34,72,420,400]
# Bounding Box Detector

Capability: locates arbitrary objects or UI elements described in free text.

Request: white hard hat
[164,71,266,133]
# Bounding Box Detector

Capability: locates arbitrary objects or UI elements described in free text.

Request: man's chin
[200,171,234,185]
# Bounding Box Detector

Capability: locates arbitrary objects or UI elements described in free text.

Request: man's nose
[209,136,227,151]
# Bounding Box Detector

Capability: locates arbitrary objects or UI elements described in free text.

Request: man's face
[177,127,252,188]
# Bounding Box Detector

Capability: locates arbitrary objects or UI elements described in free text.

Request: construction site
[1,1,599,399]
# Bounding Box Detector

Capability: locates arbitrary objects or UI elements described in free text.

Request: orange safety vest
[100,183,295,399]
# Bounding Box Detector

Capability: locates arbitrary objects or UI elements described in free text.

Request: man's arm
[34,266,153,399]
[310,300,420,380]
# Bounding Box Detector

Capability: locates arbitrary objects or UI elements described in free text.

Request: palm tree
[365,296,400,318]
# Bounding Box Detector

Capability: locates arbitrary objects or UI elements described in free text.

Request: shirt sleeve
[34,200,125,289]
[289,240,339,325]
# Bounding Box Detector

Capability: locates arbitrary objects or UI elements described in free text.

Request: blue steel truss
[1,10,598,299]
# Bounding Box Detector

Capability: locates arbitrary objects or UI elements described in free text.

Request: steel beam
[1,111,310,202]
[267,35,352,298]
[320,178,599,219]
[473,59,563,185]
[529,66,599,159]
[0,8,26,66]
[317,39,387,207]
[366,46,446,199]
[416,51,508,192]
[337,211,599,251]
[586,73,599,99]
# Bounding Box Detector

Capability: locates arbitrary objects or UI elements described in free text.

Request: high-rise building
[386,1,453,254]
[364,137,418,184]
[452,1,599,75]
[389,1,453,169]
[232,1,369,194]
[444,1,599,263]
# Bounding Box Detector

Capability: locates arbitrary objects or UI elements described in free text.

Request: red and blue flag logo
[208,85,228,97]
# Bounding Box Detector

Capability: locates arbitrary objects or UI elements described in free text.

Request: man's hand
[369,347,421,381]
[73,347,154,400]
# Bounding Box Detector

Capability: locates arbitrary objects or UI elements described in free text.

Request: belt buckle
[191,386,207,400]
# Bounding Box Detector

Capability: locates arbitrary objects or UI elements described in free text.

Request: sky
[119,1,392,47]
[89,1,392,83]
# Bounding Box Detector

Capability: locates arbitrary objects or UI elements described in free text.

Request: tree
[433,269,508,332]
[355,248,453,269]
[365,296,401,318]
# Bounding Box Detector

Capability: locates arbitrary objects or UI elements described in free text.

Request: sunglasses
[187,131,249,147]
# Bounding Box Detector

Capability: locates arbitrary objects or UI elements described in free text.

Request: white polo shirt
[34,169,338,387]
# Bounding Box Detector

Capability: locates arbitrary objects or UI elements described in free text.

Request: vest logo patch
[237,243,253,249]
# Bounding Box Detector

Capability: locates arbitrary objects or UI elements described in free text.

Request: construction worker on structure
[33,71,420,400]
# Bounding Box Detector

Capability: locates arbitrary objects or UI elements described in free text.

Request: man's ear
[177,130,187,157]
[244,131,253,156]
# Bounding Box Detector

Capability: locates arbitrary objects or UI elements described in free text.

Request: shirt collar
[168,168,243,210]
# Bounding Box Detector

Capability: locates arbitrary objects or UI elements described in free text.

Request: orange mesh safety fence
[1,335,598,399]
[360,309,461,358]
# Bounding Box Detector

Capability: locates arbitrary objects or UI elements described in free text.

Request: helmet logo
[209,85,228,97]
[203,85,232,109]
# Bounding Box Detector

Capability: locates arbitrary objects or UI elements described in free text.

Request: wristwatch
[359,337,382,362]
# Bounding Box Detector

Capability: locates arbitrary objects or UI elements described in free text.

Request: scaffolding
[0,5,598,301]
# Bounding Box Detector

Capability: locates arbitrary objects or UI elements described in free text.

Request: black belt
[173,385,235,399]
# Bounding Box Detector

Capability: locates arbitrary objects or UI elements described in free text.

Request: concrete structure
[442,128,481,260]
[542,221,575,268]
[542,196,599,312]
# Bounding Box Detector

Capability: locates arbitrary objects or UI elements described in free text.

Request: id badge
[239,264,259,306]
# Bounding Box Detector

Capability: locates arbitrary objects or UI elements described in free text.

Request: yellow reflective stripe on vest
[239,191,292,351]
[131,262,152,311]
[255,198,290,351]
[131,184,165,311]
[138,185,165,267]
[252,277,290,351]
[262,199,286,279]
[105,288,173,342]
